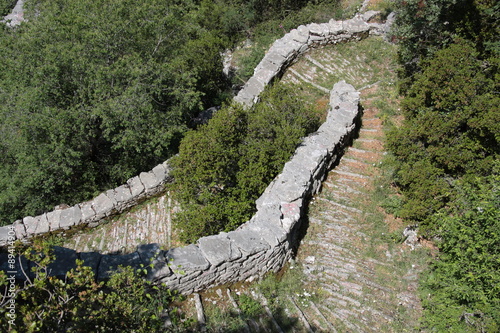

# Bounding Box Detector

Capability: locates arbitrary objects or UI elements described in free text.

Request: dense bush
[392,0,500,90]
[0,241,187,332]
[387,39,500,231]
[390,0,500,330]
[0,0,232,224]
[420,173,500,332]
[0,0,16,17]
[171,83,322,243]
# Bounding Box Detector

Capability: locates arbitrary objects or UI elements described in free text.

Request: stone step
[317,197,362,214]
[334,167,371,179]
[355,138,385,152]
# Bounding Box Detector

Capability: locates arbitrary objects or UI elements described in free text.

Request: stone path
[63,193,175,254]
[178,35,425,332]
[292,96,422,332]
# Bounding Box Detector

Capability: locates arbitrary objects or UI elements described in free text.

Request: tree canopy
[389,0,500,329]
[171,84,322,243]
[0,0,228,223]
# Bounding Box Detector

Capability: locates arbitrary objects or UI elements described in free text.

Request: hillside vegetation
[1,0,499,331]
[389,0,500,330]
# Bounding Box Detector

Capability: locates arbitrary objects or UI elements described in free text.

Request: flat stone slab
[13,220,26,239]
[246,218,287,247]
[59,205,82,229]
[137,243,161,263]
[198,234,241,267]
[34,214,50,235]
[127,175,145,197]
[227,230,270,256]
[165,244,210,273]
[23,216,37,235]
[92,193,114,218]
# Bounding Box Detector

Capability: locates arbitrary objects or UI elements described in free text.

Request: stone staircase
[174,36,425,332]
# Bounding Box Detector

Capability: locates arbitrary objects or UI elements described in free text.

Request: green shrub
[0,241,185,332]
[419,174,500,332]
[171,83,322,243]
[0,0,16,17]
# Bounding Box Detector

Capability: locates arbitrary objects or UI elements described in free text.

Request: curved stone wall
[1,11,394,294]
[1,81,361,295]
[0,11,388,247]
[0,161,173,246]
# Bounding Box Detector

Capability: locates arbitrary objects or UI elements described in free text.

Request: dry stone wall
[0,11,387,247]
[1,81,361,295]
[0,161,173,246]
[234,11,387,108]
[1,11,391,294]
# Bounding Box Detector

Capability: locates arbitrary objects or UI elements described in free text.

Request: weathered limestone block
[344,17,370,34]
[152,163,167,183]
[251,202,282,229]
[262,52,287,68]
[105,189,118,207]
[253,65,278,86]
[271,39,298,60]
[271,170,311,203]
[297,24,309,36]
[20,214,48,237]
[308,22,329,36]
[288,28,309,44]
[164,244,210,273]
[79,201,96,222]
[317,121,345,143]
[198,233,241,267]
[328,19,345,33]
[23,216,37,235]
[139,171,160,192]
[46,209,62,231]
[127,175,145,197]
[280,201,302,232]
[13,220,26,239]
[59,205,82,229]
[137,243,172,281]
[92,193,114,219]
[34,214,50,235]
[148,260,172,281]
[292,142,327,171]
[245,218,287,247]
[137,243,161,264]
[227,229,270,256]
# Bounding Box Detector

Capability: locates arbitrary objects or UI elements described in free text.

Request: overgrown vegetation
[0,241,185,332]
[389,0,500,330]
[171,83,322,243]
